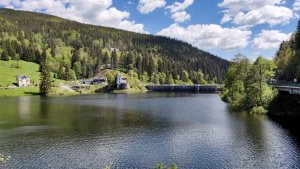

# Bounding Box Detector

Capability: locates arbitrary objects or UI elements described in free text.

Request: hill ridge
[0,8,229,84]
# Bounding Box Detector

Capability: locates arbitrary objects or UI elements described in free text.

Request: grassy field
[0,87,40,96]
[0,60,73,96]
[0,60,41,87]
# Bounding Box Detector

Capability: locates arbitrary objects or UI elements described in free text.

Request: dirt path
[59,83,75,92]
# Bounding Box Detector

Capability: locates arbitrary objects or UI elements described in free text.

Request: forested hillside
[274,21,300,81]
[0,8,229,84]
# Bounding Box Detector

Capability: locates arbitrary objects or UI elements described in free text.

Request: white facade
[17,76,30,87]
[116,73,128,89]
[110,48,119,52]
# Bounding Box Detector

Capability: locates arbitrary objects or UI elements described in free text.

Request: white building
[16,75,30,87]
[116,73,128,89]
[110,47,119,52]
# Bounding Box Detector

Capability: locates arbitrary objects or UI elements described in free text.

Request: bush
[10,62,21,69]
[0,153,10,164]
[154,163,178,169]
[250,106,267,114]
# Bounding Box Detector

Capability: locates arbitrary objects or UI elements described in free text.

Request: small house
[116,73,129,89]
[81,79,93,85]
[91,77,108,85]
[16,75,30,87]
[81,76,108,85]
[110,48,119,52]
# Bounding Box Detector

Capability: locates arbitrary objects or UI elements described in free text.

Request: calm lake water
[0,93,300,169]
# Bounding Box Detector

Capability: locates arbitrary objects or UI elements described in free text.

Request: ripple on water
[0,94,300,168]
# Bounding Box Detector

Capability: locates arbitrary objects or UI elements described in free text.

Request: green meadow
[0,60,40,87]
[0,60,71,96]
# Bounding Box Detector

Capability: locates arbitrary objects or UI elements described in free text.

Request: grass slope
[0,60,70,96]
[0,60,40,87]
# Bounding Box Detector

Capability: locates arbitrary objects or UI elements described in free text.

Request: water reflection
[17,96,32,123]
[0,94,299,168]
[39,97,50,120]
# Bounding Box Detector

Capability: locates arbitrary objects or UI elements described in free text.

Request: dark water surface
[0,93,299,168]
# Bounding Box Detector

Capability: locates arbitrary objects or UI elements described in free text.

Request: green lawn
[0,60,71,96]
[0,87,39,96]
[0,60,40,87]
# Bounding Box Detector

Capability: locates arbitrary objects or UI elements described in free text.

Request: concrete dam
[146,85,223,93]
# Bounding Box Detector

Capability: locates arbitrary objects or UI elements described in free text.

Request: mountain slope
[0,8,230,84]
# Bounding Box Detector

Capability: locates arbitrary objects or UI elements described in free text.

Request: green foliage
[150,72,160,84]
[73,61,82,77]
[181,69,189,82]
[250,106,268,114]
[106,71,118,84]
[295,20,300,50]
[40,63,52,95]
[274,22,300,81]
[166,73,175,84]
[244,57,277,109]
[103,163,111,169]
[1,50,10,61]
[222,55,277,112]
[10,61,21,69]
[0,8,229,84]
[154,163,178,169]
[194,70,207,84]
[159,72,167,84]
[140,71,149,83]
[111,50,118,70]
[0,153,10,164]
[221,54,251,110]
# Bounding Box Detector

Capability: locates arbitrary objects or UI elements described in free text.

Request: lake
[0,93,300,168]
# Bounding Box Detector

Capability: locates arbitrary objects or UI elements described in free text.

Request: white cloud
[166,0,193,13]
[294,0,300,11]
[171,11,191,23]
[157,23,251,50]
[234,5,293,27]
[253,30,291,49]
[165,0,193,23]
[128,1,134,5]
[117,20,147,34]
[218,0,293,27]
[137,0,166,14]
[0,0,148,34]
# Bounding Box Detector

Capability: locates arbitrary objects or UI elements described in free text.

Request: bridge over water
[273,85,300,95]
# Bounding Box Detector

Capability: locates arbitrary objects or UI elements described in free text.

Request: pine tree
[39,62,52,95]
[95,55,102,73]
[39,48,52,95]
[136,56,143,76]
[112,50,118,70]
[1,50,10,61]
[295,20,300,49]
[39,48,47,71]
[50,47,55,57]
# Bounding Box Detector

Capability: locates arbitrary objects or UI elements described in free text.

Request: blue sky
[1,0,299,61]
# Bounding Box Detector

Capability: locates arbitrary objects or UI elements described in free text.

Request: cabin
[81,79,93,85]
[116,73,129,89]
[91,77,107,85]
[16,75,30,87]
[110,47,119,52]
[81,76,107,85]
